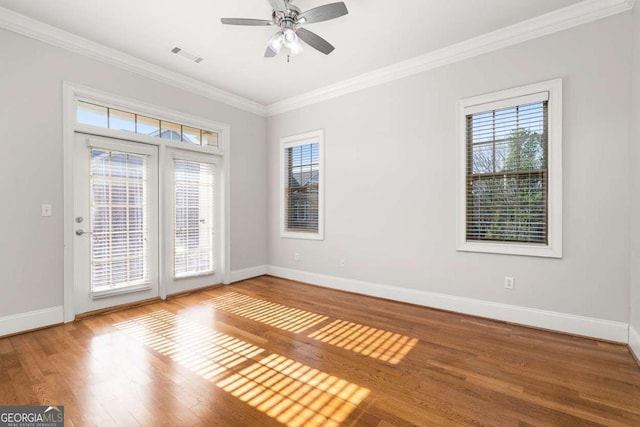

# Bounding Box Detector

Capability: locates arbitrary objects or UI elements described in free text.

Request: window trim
[279,129,325,241]
[456,79,563,258]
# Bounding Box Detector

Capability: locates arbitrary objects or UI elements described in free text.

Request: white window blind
[284,143,319,233]
[465,98,548,244]
[174,159,215,278]
[90,149,148,290]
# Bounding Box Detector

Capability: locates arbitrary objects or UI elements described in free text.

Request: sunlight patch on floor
[308,319,418,364]
[114,310,369,426]
[202,292,328,333]
[216,354,370,427]
[114,310,263,379]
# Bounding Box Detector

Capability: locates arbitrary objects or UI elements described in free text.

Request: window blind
[466,100,548,244]
[174,159,215,278]
[90,149,148,290]
[284,143,319,233]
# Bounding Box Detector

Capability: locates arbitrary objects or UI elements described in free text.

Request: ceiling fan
[220,0,348,59]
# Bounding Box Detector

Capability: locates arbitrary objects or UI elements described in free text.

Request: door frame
[62,82,231,322]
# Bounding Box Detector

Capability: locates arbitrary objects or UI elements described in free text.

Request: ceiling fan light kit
[221,0,348,60]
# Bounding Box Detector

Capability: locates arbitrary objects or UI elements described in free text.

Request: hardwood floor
[1,275,639,426]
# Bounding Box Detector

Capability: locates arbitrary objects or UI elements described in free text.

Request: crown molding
[0,0,634,118]
[266,0,635,116]
[0,6,268,117]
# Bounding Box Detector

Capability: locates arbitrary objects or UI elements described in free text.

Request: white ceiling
[0,0,584,106]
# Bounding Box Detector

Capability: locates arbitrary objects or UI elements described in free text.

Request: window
[457,79,562,258]
[174,158,216,278]
[77,101,219,148]
[280,130,324,240]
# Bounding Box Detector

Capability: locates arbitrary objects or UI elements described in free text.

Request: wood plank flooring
[1,275,639,426]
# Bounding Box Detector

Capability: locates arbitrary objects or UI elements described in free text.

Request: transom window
[457,79,562,258]
[77,101,219,148]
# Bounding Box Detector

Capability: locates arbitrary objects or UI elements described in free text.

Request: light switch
[42,204,52,217]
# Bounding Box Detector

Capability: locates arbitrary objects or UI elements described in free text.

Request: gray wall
[267,14,633,323]
[0,28,267,317]
[1,10,637,334]
[631,7,640,343]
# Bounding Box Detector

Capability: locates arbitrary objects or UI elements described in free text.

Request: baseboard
[267,266,629,343]
[230,265,268,283]
[630,325,640,364]
[0,306,64,338]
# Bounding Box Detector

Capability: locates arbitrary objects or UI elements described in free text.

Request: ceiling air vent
[171,47,204,64]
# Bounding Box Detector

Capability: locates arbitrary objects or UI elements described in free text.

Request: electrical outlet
[340,258,346,267]
[41,204,52,217]
[294,252,300,262]
[504,276,515,290]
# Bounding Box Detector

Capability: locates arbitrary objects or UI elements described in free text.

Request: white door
[73,133,159,314]
[163,149,222,294]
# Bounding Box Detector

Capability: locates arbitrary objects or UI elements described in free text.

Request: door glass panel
[91,149,148,292]
[174,160,215,278]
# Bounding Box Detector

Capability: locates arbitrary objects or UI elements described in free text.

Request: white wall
[630,7,640,358]
[0,28,267,318]
[267,14,633,325]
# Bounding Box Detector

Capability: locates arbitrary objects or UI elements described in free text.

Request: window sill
[174,270,215,280]
[281,231,324,241]
[457,240,562,258]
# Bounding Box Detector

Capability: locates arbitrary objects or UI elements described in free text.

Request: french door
[163,149,222,294]
[72,133,222,315]
[73,133,159,314]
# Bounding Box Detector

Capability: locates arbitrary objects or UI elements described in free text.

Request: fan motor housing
[273,4,300,27]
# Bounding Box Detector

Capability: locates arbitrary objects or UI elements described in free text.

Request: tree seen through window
[466,101,548,243]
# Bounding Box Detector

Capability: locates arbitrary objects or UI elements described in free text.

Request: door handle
[75,229,93,236]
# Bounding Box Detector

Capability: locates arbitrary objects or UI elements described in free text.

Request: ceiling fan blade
[264,45,279,57]
[296,28,335,55]
[265,32,284,57]
[220,18,274,26]
[268,0,288,12]
[298,2,348,24]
